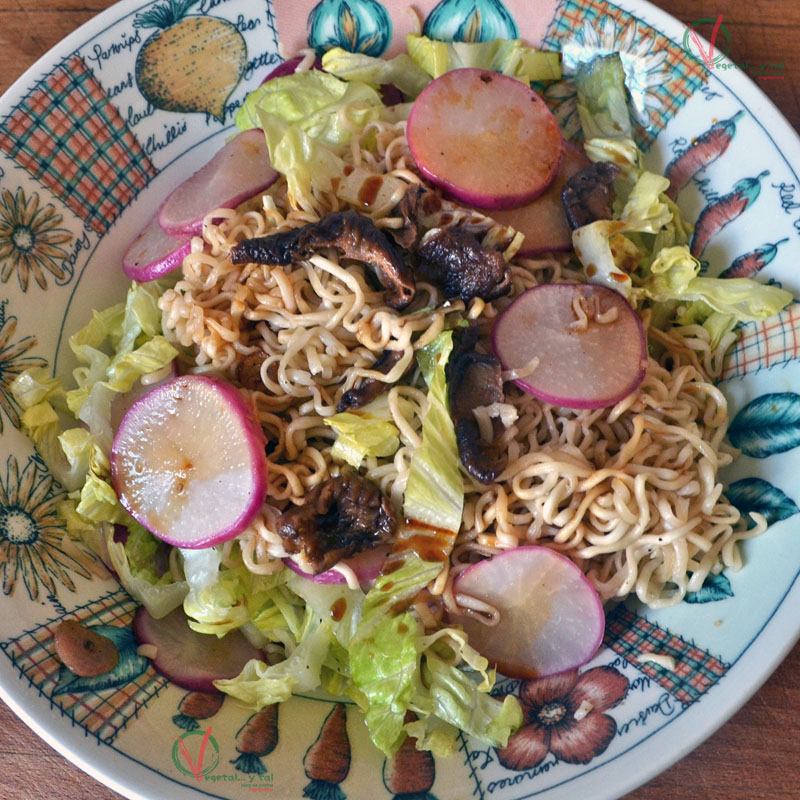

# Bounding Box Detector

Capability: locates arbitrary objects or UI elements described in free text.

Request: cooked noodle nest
[158,116,764,619]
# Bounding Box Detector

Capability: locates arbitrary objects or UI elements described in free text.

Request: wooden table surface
[1,0,799,798]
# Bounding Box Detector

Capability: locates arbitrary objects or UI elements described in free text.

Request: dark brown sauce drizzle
[358,175,384,207]
[330,597,347,621]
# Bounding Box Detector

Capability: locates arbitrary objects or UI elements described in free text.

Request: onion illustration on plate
[423,0,519,42]
[307,0,391,56]
[133,0,246,122]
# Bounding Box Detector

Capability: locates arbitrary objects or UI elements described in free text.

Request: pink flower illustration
[496,666,629,771]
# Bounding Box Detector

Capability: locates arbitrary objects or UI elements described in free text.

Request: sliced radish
[158,129,278,236]
[133,606,262,692]
[480,142,590,256]
[407,69,563,209]
[122,214,191,282]
[282,543,390,586]
[452,546,604,679]
[492,283,647,409]
[110,375,268,548]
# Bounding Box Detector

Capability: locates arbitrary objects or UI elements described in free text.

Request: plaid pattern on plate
[542,0,706,149]
[1,588,168,744]
[604,605,728,705]
[722,302,800,380]
[0,55,156,234]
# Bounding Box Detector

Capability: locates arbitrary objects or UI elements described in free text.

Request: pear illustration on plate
[134,0,246,122]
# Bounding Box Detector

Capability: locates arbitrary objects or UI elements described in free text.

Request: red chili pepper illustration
[665,110,745,200]
[230,704,279,775]
[720,237,789,279]
[303,703,351,799]
[382,713,437,800]
[172,690,225,731]
[690,170,769,258]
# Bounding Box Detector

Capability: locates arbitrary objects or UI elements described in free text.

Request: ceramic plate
[1,0,799,798]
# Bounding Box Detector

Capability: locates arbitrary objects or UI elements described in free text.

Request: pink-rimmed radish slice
[479,142,590,256]
[133,606,262,692]
[452,546,604,679]
[492,283,647,409]
[122,214,191,282]
[283,544,390,586]
[407,68,563,210]
[158,129,278,236]
[111,375,268,549]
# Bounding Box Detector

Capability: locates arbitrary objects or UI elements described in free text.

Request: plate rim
[1,0,799,798]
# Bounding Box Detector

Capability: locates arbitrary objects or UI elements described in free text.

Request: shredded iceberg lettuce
[403,331,463,532]
[407,34,561,83]
[106,525,188,618]
[349,554,520,756]
[574,52,632,140]
[12,282,184,615]
[325,395,401,468]
[572,62,792,325]
[321,48,431,98]
[234,71,383,146]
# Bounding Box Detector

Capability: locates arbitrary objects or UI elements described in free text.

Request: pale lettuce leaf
[407,34,561,83]
[321,48,431,98]
[235,71,382,146]
[215,618,335,706]
[259,113,345,211]
[636,246,793,321]
[325,395,400,468]
[106,526,188,619]
[403,332,463,532]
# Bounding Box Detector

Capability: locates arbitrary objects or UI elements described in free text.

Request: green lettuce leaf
[259,112,345,211]
[65,281,177,451]
[403,332,463,532]
[105,526,188,619]
[636,245,793,321]
[411,646,522,754]
[349,555,443,755]
[325,395,400,468]
[321,48,431,98]
[407,34,561,83]
[349,554,521,756]
[183,560,290,638]
[235,71,383,146]
[12,367,85,490]
[215,617,335,706]
[572,169,672,296]
[675,299,736,349]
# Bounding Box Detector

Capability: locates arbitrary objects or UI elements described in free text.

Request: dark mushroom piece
[446,329,507,484]
[414,227,511,302]
[235,353,282,393]
[561,161,621,230]
[337,349,412,412]
[277,474,397,574]
[229,210,416,310]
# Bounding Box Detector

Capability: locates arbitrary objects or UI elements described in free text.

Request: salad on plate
[11,34,792,758]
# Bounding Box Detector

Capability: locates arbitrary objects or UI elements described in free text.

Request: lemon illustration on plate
[134,0,246,122]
